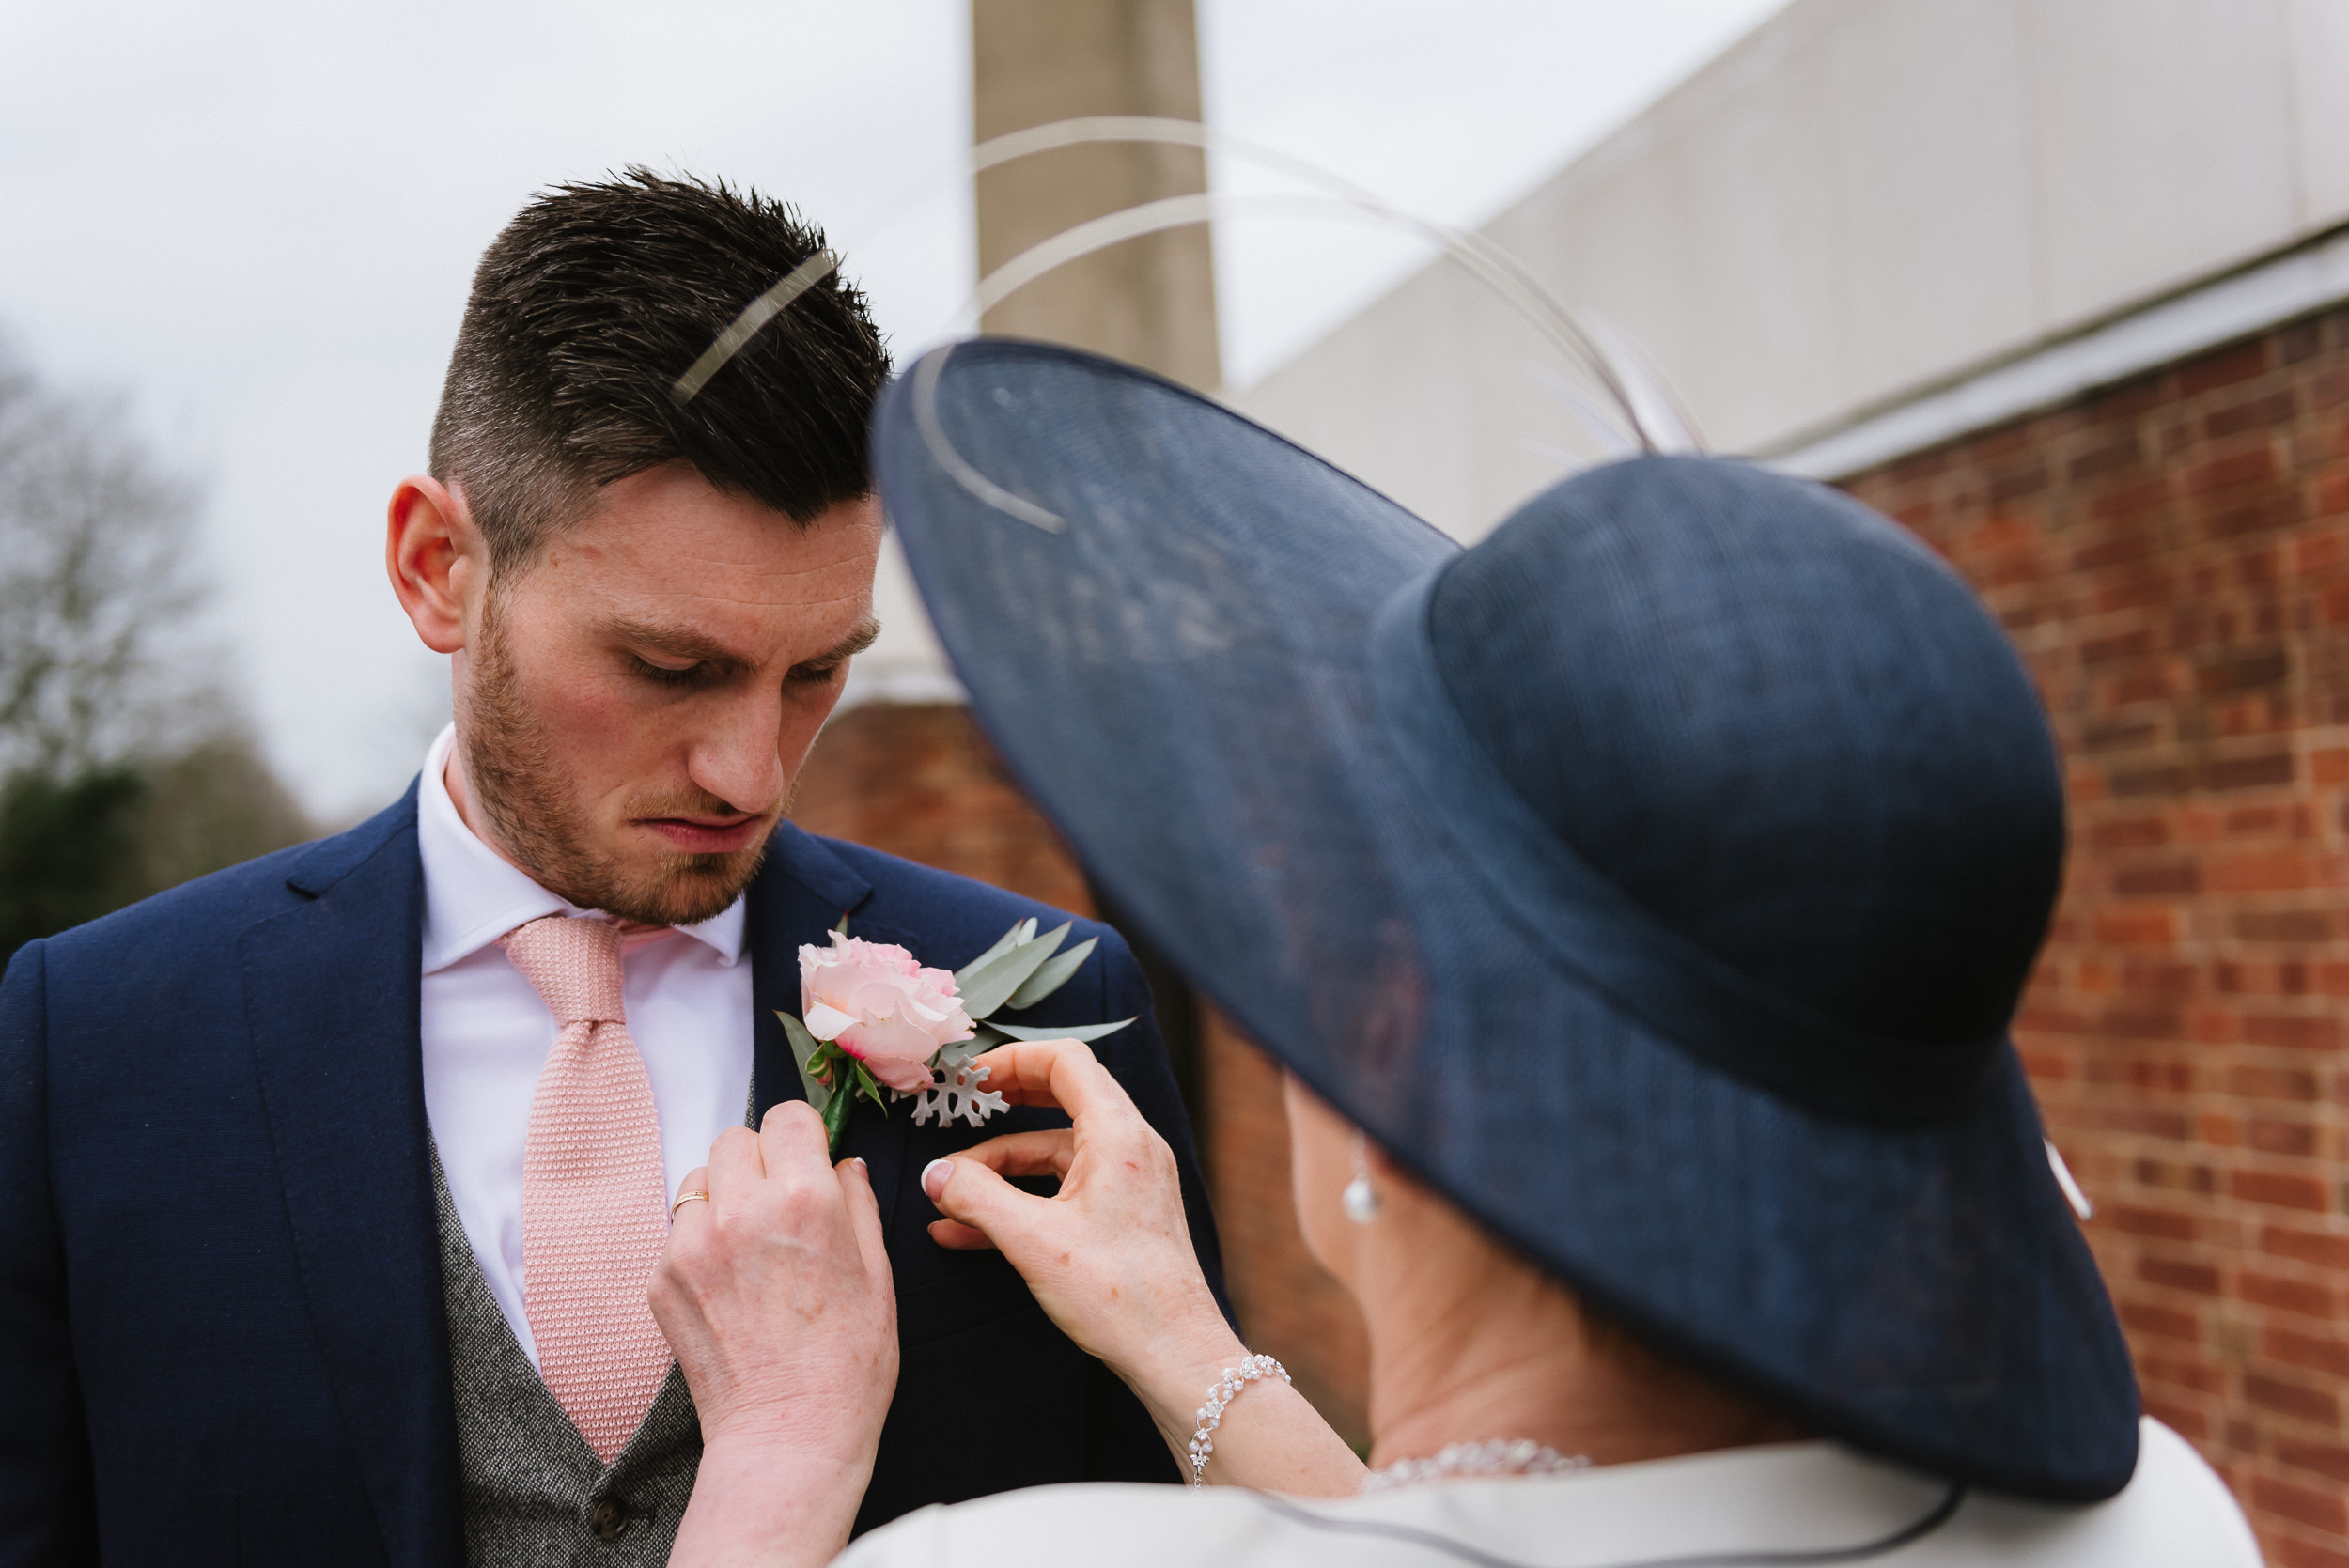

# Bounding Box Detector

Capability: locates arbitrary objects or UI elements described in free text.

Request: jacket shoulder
[35,839,317,963]
[28,787,418,970]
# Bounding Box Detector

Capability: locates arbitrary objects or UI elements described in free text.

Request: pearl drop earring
[1343,1132,1381,1224]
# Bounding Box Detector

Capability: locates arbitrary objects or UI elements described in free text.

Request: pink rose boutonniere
[778,919,1135,1155]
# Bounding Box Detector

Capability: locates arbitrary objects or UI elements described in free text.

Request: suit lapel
[241,785,462,1567]
[745,824,890,1212]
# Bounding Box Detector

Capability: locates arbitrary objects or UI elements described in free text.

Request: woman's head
[876,340,2141,1500]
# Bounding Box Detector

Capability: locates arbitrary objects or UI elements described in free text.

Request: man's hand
[655,1099,897,1567]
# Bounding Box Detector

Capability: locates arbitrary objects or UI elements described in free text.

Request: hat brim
[874,339,2139,1501]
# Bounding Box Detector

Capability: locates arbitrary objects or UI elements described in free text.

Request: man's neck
[443,739,531,880]
[441,738,677,938]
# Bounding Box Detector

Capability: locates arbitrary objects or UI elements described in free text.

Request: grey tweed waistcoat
[431,1149,703,1566]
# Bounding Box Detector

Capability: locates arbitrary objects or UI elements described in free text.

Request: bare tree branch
[0,350,210,777]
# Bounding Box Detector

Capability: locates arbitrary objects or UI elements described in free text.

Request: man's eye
[633,658,704,687]
[789,660,845,685]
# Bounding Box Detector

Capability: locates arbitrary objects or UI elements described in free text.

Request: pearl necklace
[1361,1439,1591,1493]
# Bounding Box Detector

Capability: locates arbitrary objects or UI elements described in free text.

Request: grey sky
[0,0,1782,819]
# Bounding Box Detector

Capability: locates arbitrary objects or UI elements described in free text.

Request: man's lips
[634,815,768,853]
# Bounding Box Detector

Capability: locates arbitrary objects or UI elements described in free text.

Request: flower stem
[821,1080,853,1157]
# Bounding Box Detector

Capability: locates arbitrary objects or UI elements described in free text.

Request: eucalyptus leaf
[988,1017,1136,1045]
[943,1028,1006,1064]
[957,921,1071,1017]
[777,1010,832,1116]
[954,917,1038,989]
[1003,935,1097,1012]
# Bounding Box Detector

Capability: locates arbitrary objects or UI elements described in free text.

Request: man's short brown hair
[429,168,889,575]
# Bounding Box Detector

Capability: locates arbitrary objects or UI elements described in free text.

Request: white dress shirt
[416,723,754,1370]
[838,1419,2259,1568]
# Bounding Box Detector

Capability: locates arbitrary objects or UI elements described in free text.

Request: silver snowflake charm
[908,1038,1009,1128]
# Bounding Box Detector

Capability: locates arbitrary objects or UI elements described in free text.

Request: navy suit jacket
[0,786,1227,1564]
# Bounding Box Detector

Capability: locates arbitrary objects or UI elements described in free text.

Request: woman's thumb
[922,1155,1034,1251]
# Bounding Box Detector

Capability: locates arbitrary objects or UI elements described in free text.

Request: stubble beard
[459,603,770,927]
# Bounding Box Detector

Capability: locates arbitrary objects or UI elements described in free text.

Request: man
[0,171,1223,1565]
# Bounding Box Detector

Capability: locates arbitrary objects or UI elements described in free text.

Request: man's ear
[387,474,488,655]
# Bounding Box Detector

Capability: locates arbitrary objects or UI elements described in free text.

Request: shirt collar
[415,722,746,974]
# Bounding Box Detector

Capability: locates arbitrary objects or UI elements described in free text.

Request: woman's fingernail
[850,1157,868,1176]
[921,1158,953,1202]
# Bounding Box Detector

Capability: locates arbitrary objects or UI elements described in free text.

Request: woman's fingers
[926,1217,997,1251]
[920,1154,1053,1259]
[707,1124,764,1197]
[920,1128,1077,1250]
[834,1157,894,1301]
[756,1097,830,1184]
[671,1163,714,1229]
[655,1121,902,1484]
[965,1040,1146,1133]
[945,1128,1078,1181]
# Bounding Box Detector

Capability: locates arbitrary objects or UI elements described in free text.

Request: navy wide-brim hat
[873,340,2139,1501]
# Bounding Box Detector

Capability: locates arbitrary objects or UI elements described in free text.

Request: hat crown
[1428,457,2064,1059]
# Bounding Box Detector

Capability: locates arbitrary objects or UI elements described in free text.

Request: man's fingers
[947,1128,1077,1182]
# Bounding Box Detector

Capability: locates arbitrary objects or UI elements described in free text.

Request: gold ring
[671,1190,710,1216]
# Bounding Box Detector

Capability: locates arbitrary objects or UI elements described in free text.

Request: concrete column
[971,0,1221,391]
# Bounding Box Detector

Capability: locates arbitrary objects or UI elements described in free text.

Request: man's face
[455,463,883,925]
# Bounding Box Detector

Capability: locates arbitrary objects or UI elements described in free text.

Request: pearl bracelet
[1188,1353,1291,1486]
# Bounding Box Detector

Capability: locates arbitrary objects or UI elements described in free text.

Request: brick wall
[790,702,1093,918]
[1844,304,2349,1567]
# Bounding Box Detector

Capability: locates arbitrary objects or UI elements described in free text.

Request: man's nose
[687,692,786,815]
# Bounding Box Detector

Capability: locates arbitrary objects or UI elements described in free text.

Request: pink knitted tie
[502,914,672,1464]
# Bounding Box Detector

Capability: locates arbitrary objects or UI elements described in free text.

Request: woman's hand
[921,1040,1364,1495]
[655,1099,897,1567]
[922,1038,1233,1381]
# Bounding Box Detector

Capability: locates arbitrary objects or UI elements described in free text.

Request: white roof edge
[1769,224,2349,482]
[833,661,969,713]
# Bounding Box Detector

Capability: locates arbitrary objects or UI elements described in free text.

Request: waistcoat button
[588,1498,630,1541]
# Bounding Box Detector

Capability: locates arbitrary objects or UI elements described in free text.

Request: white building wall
[1231,0,2349,542]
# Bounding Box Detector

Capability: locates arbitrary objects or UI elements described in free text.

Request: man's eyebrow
[605,618,754,668]
[799,615,882,669]
[605,613,880,671]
